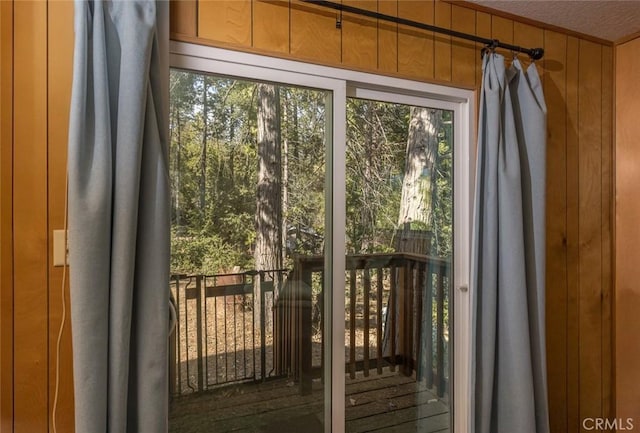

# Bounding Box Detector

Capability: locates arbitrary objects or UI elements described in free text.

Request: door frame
[170,41,475,433]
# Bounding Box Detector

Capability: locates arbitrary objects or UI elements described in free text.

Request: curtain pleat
[67,1,170,432]
[471,53,550,433]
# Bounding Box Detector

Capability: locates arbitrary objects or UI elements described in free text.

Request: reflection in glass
[344,99,453,433]
[168,70,328,433]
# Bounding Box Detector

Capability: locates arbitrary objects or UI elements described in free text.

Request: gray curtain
[67,1,170,432]
[471,53,550,433]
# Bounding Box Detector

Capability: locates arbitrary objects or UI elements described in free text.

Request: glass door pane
[168,69,330,433]
[344,98,454,433]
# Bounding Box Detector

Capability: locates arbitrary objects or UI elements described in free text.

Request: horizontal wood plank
[170,371,449,432]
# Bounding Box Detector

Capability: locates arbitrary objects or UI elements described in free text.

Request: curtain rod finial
[529,48,544,61]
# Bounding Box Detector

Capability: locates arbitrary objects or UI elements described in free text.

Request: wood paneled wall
[615,35,640,426]
[0,2,14,431]
[0,1,75,432]
[174,1,614,432]
[0,1,614,432]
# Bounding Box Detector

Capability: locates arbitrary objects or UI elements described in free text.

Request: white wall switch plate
[53,229,69,267]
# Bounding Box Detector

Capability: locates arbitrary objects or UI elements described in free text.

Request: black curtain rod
[302,0,545,60]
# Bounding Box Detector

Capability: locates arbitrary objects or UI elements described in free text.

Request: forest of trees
[169,70,453,276]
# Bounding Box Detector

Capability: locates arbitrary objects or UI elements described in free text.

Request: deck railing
[169,269,288,395]
[284,253,451,397]
[169,253,450,398]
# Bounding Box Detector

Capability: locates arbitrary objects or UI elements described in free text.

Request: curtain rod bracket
[481,39,499,58]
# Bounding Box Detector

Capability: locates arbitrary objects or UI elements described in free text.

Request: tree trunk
[281,90,289,267]
[255,83,282,329]
[385,106,442,357]
[175,108,182,229]
[360,101,377,252]
[397,107,442,231]
[199,76,209,216]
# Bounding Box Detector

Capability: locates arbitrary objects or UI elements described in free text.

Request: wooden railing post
[169,277,177,397]
[274,274,282,375]
[195,275,204,392]
[398,261,406,375]
[404,261,414,376]
[349,269,357,379]
[414,262,425,382]
[376,268,384,375]
[425,261,434,387]
[176,277,183,393]
[363,268,371,377]
[274,271,286,376]
[169,330,177,396]
[319,272,324,381]
[300,267,313,395]
[259,272,267,381]
[436,263,445,397]
[390,264,397,371]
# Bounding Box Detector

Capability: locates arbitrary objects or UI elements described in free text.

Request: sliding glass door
[169,42,473,433]
[167,70,333,432]
[343,96,454,433]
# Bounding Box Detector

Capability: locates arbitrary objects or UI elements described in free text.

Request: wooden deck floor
[169,369,450,433]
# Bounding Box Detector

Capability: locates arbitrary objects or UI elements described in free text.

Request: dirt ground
[170,276,388,395]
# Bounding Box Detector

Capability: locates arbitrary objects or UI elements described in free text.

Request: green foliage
[345,99,407,253]
[169,69,453,274]
[280,87,327,264]
[170,71,327,274]
[431,111,453,258]
[170,228,248,274]
[170,71,260,273]
[345,100,453,259]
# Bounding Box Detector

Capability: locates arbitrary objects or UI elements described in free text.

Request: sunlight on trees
[169,70,452,275]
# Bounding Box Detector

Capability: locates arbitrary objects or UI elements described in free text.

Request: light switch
[53,230,69,267]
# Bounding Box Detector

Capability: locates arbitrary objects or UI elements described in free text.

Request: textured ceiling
[470,0,640,42]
